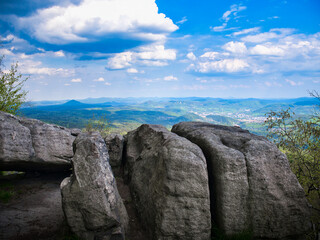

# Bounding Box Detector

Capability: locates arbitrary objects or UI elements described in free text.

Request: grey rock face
[104,133,124,176]
[125,124,211,240]
[172,122,310,239]
[61,132,128,240]
[0,111,78,171]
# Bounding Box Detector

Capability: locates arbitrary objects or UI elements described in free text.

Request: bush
[265,94,320,239]
[0,56,28,114]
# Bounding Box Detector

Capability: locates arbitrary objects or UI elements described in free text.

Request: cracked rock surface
[172,122,310,239]
[0,111,78,172]
[61,132,128,240]
[125,124,211,240]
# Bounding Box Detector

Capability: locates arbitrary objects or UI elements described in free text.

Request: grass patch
[0,182,15,203]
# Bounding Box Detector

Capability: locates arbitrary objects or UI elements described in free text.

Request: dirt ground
[0,172,148,240]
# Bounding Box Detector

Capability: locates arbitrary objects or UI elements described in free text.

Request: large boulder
[0,111,78,171]
[125,124,211,240]
[172,122,311,239]
[104,133,124,176]
[61,132,128,240]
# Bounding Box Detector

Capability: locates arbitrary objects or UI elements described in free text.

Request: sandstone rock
[61,132,128,240]
[104,133,124,176]
[172,122,311,239]
[125,124,211,240]
[0,111,77,172]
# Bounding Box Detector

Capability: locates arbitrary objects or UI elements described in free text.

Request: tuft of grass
[0,182,15,203]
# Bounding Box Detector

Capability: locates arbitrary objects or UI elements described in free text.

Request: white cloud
[106,44,176,70]
[250,44,285,56]
[127,68,139,73]
[71,78,82,83]
[0,48,13,55]
[187,52,197,61]
[64,83,71,86]
[54,50,65,57]
[17,0,178,45]
[105,82,111,86]
[173,85,206,91]
[211,4,246,32]
[106,52,133,70]
[200,52,219,60]
[286,79,303,86]
[265,81,282,87]
[222,4,247,22]
[241,28,295,43]
[164,75,178,81]
[19,60,75,76]
[139,60,169,67]
[195,59,249,73]
[137,45,176,60]
[211,23,227,32]
[233,27,260,36]
[222,41,247,54]
[94,77,105,82]
[177,16,188,25]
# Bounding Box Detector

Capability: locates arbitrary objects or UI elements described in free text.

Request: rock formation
[0,111,311,240]
[172,122,310,239]
[125,124,211,240]
[104,133,124,176]
[61,132,128,240]
[0,111,78,171]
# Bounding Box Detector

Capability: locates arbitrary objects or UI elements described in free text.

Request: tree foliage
[0,56,28,114]
[84,114,110,137]
[265,97,320,239]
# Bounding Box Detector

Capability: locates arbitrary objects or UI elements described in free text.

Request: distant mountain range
[20,97,319,135]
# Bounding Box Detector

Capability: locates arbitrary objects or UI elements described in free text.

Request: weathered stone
[104,133,124,176]
[125,124,211,240]
[172,122,311,239]
[61,132,128,240]
[0,111,77,171]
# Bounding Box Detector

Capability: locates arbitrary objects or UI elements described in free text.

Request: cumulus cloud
[0,48,14,55]
[106,52,133,70]
[136,45,176,60]
[19,60,75,76]
[94,77,105,82]
[71,78,82,82]
[250,44,285,56]
[164,75,178,81]
[14,0,178,53]
[200,52,219,60]
[193,59,249,73]
[222,41,247,54]
[106,44,176,70]
[127,68,139,73]
[187,52,197,61]
[54,50,65,57]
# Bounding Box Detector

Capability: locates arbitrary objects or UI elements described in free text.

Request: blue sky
[0,0,319,101]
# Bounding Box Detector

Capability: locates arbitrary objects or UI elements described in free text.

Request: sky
[0,0,319,101]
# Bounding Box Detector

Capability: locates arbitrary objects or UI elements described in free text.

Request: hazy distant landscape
[20,97,319,136]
